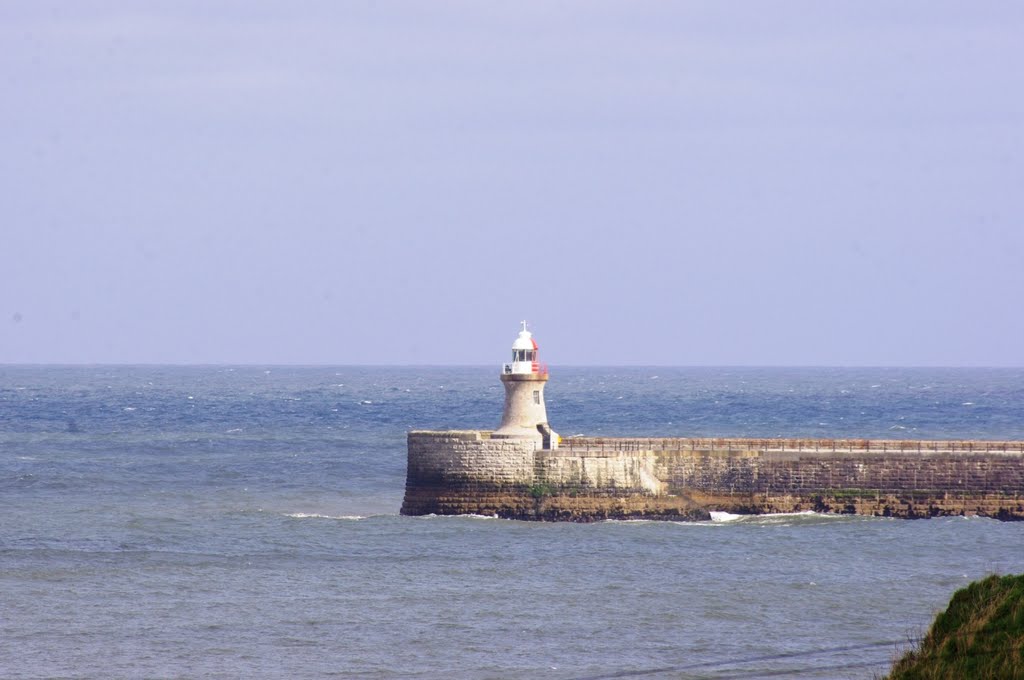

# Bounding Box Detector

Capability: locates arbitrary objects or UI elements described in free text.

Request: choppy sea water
[2,366,1023,679]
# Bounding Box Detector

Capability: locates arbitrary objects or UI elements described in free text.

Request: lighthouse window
[533,390,540,405]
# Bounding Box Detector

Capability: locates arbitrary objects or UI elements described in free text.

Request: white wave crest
[700,510,864,526]
[283,512,365,520]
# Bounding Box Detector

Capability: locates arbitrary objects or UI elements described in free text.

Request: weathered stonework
[401,433,1024,521]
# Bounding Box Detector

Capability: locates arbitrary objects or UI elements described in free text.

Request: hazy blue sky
[2,2,1022,366]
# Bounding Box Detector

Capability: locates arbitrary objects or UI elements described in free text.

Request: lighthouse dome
[512,329,538,351]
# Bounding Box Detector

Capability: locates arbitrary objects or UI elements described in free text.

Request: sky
[2,2,1022,366]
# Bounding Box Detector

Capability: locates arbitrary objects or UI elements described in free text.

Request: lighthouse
[492,321,559,449]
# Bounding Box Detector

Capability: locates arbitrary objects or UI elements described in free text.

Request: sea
[2,366,1023,679]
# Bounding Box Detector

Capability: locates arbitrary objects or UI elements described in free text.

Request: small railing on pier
[558,437,1024,455]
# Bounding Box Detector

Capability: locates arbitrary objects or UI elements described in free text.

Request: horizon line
[1,362,1021,370]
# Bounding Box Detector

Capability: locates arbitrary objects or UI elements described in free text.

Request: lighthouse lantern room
[493,321,558,449]
[504,320,544,375]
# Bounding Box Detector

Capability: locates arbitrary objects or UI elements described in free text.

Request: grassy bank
[887,573,1024,679]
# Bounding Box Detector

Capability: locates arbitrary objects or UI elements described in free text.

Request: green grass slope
[887,574,1024,679]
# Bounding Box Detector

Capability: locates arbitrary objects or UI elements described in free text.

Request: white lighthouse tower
[492,321,559,449]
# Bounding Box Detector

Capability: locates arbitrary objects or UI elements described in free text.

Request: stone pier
[401,432,1024,521]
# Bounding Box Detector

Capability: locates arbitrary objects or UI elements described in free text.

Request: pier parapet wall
[401,433,1024,521]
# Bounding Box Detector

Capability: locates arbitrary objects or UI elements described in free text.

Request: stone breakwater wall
[400,432,1024,521]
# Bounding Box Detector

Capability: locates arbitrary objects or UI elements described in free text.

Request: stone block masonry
[401,433,1024,521]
